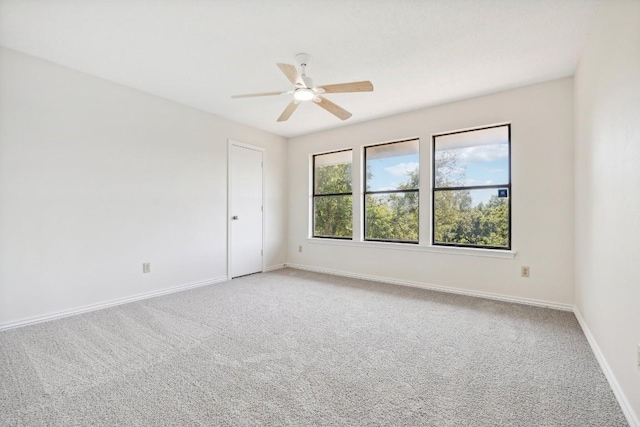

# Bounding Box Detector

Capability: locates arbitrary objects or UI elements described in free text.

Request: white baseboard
[285,263,573,311]
[0,276,228,331]
[286,263,636,426]
[574,308,639,427]
[2,264,635,424]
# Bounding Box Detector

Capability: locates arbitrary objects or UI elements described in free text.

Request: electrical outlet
[521,266,530,278]
[143,262,151,274]
[298,245,303,253]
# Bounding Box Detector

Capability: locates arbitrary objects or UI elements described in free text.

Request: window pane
[434,188,509,248]
[365,192,418,242]
[434,126,509,188]
[366,140,419,191]
[314,151,352,195]
[314,195,353,238]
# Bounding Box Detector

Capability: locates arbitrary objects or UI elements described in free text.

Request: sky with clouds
[367,142,509,204]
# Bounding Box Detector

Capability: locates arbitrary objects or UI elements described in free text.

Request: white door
[229,143,263,278]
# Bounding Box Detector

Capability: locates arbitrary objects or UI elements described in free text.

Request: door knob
[232,215,239,220]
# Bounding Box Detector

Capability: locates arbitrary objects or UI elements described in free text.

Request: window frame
[312,148,353,240]
[363,138,420,244]
[431,123,512,250]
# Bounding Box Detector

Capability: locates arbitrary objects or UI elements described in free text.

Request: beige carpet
[0,268,627,426]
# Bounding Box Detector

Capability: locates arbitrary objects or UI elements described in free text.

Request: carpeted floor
[0,268,628,426]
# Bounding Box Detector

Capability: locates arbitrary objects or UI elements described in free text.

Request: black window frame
[431,124,512,250]
[363,138,420,244]
[312,148,353,240]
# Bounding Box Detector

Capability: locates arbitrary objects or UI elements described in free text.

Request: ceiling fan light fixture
[231,54,373,122]
[293,88,315,101]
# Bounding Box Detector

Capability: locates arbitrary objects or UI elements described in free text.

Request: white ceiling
[0,0,600,138]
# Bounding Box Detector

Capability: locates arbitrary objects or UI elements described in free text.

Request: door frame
[227,139,266,279]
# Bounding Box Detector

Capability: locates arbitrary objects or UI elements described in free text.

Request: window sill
[306,238,517,259]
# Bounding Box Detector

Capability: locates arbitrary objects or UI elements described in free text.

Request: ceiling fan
[231,53,374,122]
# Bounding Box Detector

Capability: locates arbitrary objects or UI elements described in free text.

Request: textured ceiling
[0,0,600,137]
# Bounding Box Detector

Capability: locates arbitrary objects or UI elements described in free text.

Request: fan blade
[319,80,374,93]
[277,63,303,86]
[231,91,285,99]
[315,96,352,120]
[277,100,300,122]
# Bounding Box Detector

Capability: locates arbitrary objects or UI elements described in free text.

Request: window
[364,139,419,243]
[313,149,353,239]
[432,124,511,249]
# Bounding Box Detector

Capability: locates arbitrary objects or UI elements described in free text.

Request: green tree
[365,167,419,242]
[314,163,353,237]
[433,150,509,247]
[314,149,509,247]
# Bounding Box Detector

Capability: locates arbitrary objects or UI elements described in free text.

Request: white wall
[288,78,574,306]
[574,0,640,423]
[0,47,287,326]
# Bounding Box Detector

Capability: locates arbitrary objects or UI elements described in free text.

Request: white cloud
[384,162,419,177]
[459,144,508,163]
